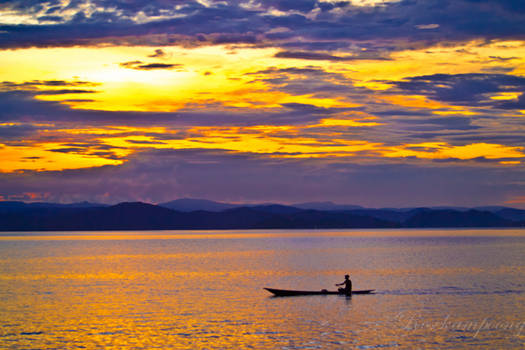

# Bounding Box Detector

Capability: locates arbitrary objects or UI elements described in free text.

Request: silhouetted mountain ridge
[158,198,238,212]
[0,201,523,231]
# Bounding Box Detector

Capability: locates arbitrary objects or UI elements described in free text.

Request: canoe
[264,287,375,297]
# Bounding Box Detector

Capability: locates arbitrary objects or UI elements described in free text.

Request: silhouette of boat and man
[264,274,374,297]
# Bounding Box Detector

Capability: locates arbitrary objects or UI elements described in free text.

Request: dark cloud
[126,139,167,145]
[34,89,98,94]
[1,80,99,89]
[247,65,364,97]
[43,141,125,160]
[47,147,86,153]
[488,56,520,62]
[498,92,525,110]
[37,15,63,22]
[0,90,338,127]
[265,0,318,13]
[481,66,516,74]
[464,0,525,13]
[393,73,525,108]
[1,0,524,51]
[249,66,334,76]
[209,33,258,45]
[375,109,434,117]
[119,61,183,70]
[449,133,525,146]
[359,99,525,147]
[2,85,510,149]
[0,123,42,140]
[393,116,480,131]
[274,50,391,61]
[0,1,60,13]
[148,49,166,58]
[0,80,100,100]
[280,102,340,115]
[62,98,97,103]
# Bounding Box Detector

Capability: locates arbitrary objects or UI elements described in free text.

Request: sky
[0,0,524,208]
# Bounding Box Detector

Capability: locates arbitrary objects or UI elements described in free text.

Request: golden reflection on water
[0,229,524,349]
[1,228,524,240]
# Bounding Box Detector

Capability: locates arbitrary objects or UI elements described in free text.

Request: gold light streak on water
[0,229,523,349]
[2,228,525,241]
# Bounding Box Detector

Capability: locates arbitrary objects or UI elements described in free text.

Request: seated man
[335,274,352,295]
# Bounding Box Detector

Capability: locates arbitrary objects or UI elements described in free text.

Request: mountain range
[0,199,524,231]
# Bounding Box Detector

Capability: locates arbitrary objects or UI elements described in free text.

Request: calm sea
[0,229,524,349]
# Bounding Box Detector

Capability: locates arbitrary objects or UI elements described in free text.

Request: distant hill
[158,199,365,212]
[346,208,420,222]
[248,204,303,214]
[0,200,523,231]
[293,201,363,211]
[158,198,238,212]
[0,201,106,213]
[404,209,511,228]
[493,208,525,222]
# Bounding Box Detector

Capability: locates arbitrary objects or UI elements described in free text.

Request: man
[335,274,352,295]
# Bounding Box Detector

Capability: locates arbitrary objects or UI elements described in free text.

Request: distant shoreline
[1,227,525,235]
[1,201,524,232]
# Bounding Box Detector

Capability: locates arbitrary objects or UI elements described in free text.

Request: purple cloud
[0,148,523,207]
[1,0,524,51]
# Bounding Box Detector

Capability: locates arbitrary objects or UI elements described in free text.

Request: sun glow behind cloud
[1,40,525,173]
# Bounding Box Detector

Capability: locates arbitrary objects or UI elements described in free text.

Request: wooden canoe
[264,287,375,297]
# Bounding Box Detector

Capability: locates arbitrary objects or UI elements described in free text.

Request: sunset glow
[1,0,524,207]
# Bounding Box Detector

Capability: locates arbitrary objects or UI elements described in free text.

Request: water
[0,229,524,349]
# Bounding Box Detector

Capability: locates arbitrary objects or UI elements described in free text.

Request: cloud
[119,61,183,70]
[0,148,523,207]
[0,90,340,127]
[488,56,520,62]
[247,65,366,97]
[1,80,99,89]
[498,93,525,110]
[33,89,98,94]
[0,80,100,98]
[0,123,43,140]
[1,0,524,51]
[47,147,86,153]
[265,0,318,13]
[393,116,480,131]
[37,15,63,22]
[274,50,391,61]
[0,84,520,154]
[148,48,166,58]
[392,73,525,108]
[415,24,440,30]
[126,139,166,145]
